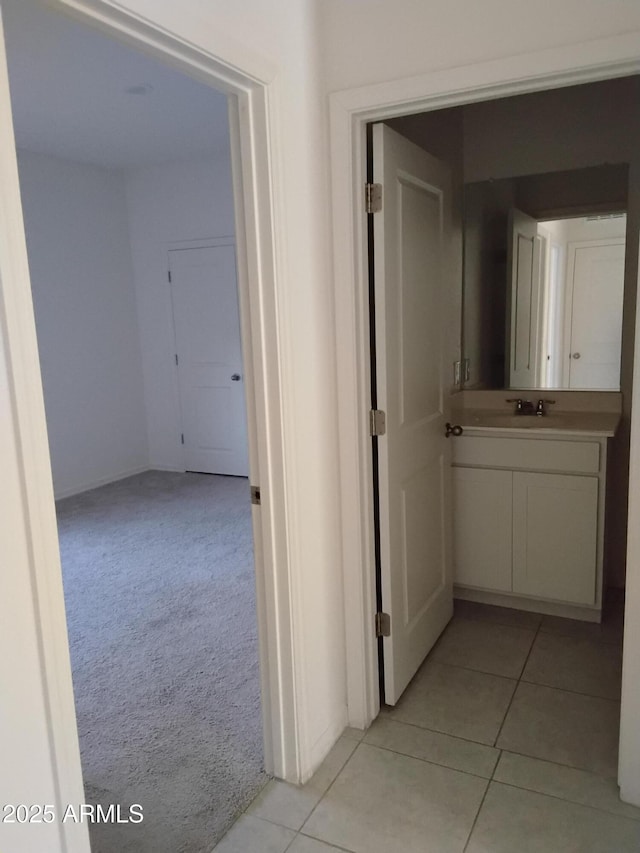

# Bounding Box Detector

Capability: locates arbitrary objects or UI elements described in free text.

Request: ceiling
[1,0,230,169]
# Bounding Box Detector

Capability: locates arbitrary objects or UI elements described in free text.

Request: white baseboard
[54,465,151,500]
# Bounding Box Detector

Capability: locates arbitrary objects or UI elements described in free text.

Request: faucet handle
[536,398,556,415]
[506,398,524,412]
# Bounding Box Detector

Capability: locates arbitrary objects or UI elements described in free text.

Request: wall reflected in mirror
[462,165,628,391]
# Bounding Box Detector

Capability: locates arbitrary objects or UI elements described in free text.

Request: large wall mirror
[462,165,629,391]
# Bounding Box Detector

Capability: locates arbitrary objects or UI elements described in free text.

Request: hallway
[214,598,639,852]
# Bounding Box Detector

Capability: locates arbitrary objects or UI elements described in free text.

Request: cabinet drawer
[452,435,600,474]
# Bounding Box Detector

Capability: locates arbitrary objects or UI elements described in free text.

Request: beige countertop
[452,408,620,437]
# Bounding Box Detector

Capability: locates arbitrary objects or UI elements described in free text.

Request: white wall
[319,0,640,92]
[17,148,148,498]
[124,153,235,470]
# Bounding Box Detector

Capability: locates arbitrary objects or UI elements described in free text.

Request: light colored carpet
[56,470,267,853]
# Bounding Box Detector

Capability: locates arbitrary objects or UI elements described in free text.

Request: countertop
[452,408,620,438]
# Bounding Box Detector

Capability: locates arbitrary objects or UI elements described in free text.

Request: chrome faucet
[535,398,556,417]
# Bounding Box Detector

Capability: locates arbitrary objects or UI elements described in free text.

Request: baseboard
[454,585,602,623]
[147,464,186,473]
[54,465,151,500]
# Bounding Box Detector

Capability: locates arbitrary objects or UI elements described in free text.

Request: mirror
[462,166,628,391]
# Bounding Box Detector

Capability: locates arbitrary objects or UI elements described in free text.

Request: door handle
[571,353,581,359]
[445,423,463,438]
[231,374,242,381]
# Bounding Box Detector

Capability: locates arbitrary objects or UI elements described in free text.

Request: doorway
[3,2,265,849]
[345,71,635,800]
[0,0,301,850]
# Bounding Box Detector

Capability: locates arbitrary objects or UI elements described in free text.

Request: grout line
[426,657,524,682]
[492,778,640,823]
[297,831,358,851]
[518,675,622,703]
[494,746,620,781]
[379,713,499,749]
[492,620,541,748]
[462,777,492,853]
[358,739,496,780]
[296,740,362,835]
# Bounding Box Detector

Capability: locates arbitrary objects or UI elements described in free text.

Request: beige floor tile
[302,743,487,853]
[454,598,543,630]
[466,782,640,852]
[495,752,640,821]
[496,682,620,777]
[386,660,516,745]
[213,816,295,852]
[246,736,357,830]
[364,715,499,778]
[430,617,536,678]
[289,836,355,852]
[522,632,622,699]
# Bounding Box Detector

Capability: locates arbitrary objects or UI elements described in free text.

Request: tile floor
[213,596,640,852]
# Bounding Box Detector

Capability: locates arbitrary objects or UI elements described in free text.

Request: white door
[169,244,249,476]
[566,239,625,390]
[373,123,454,705]
[507,208,545,388]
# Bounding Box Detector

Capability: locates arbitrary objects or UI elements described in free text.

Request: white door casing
[565,239,625,389]
[373,123,454,705]
[507,208,545,389]
[169,243,249,476]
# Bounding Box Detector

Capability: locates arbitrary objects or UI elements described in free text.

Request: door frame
[329,32,640,804]
[0,2,301,849]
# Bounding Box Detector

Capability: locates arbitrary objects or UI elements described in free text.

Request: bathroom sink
[456,409,619,436]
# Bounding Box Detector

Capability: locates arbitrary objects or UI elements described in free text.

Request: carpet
[56,470,267,852]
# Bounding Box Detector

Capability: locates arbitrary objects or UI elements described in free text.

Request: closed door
[566,240,625,390]
[169,244,249,476]
[372,123,454,705]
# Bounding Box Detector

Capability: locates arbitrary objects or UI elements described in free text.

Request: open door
[372,124,454,705]
[507,208,545,388]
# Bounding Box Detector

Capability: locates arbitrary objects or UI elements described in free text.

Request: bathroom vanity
[450,392,621,622]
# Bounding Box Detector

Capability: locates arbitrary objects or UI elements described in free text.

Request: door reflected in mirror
[462,167,628,391]
[509,212,626,390]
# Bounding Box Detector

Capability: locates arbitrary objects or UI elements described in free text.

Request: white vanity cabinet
[452,431,607,619]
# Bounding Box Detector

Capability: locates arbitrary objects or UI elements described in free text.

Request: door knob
[231,373,241,381]
[571,353,581,359]
[445,423,463,438]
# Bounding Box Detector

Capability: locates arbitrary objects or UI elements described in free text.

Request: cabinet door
[513,472,598,605]
[453,467,513,592]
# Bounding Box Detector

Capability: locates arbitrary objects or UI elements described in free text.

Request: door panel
[453,467,513,592]
[169,244,249,476]
[512,472,598,605]
[373,123,454,705]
